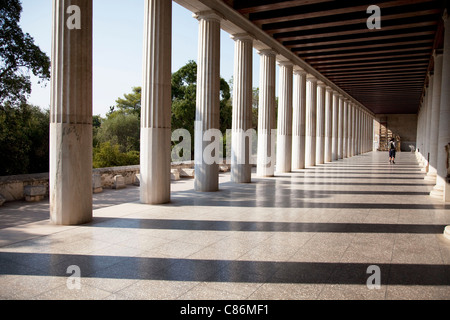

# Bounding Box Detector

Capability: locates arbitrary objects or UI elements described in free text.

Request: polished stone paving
[0,151,449,300]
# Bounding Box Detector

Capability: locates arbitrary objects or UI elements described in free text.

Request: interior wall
[374,114,418,152]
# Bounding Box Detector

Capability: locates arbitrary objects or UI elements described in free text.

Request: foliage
[0,0,50,106]
[0,103,49,175]
[109,86,141,118]
[94,112,140,153]
[93,141,139,169]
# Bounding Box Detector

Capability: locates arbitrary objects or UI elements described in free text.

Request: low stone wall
[0,173,49,202]
[0,161,200,204]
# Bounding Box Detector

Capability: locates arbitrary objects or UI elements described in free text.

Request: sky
[19,0,269,116]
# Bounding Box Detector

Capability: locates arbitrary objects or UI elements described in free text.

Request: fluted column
[305,75,317,167]
[194,11,221,192]
[431,10,450,201]
[351,103,356,156]
[342,99,348,158]
[358,108,363,155]
[426,50,443,182]
[337,95,344,159]
[418,95,428,165]
[324,87,333,162]
[231,34,253,183]
[292,69,307,170]
[50,0,93,225]
[362,112,366,154]
[276,61,293,173]
[423,73,434,172]
[347,103,353,157]
[140,0,172,204]
[358,109,363,155]
[331,92,339,161]
[257,49,276,177]
[316,81,326,164]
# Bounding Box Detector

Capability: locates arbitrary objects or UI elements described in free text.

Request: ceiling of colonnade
[221,0,447,114]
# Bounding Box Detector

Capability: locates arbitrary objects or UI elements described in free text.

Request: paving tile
[0,152,449,300]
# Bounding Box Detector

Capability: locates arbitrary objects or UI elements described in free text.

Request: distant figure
[389,138,396,164]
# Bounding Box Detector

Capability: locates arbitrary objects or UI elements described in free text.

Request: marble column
[355,107,360,155]
[352,105,357,155]
[292,69,307,170]
[347,101,352,158]
[50,0,93,225]
[316,81,326,164]
[194,11,221,192]
[358,109,363,155]
[426,50,443,182]
[276,61,293,173]
[337,95,344,159]
[342,99,348,158]
[257,49,276,177]
[418,95,428,165]
[231,34,253,183]
[423,73,434,172]
[348,103,353,157]
[359,110,364,155]
[305,75,317,167]
[416,102,423,160]
[140,0,172,204]
[331,92,339,161]
[324,87,333,163]
[431,10,450,201]
[361,111,368,154]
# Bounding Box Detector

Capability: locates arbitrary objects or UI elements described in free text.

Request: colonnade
[49,0,375,225]
[416,10,450,202]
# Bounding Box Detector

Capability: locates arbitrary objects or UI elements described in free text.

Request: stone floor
[0,151,449,300]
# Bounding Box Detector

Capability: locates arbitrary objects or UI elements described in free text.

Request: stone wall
[0,161,200,204]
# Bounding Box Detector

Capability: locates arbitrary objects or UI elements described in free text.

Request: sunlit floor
[0,151,449,300]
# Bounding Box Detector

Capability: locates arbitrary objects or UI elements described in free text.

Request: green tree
[111,86,141,118]
[0,103,49,175]
[93,141,139,168]
[95,112,140,153]
[0,0,51,106]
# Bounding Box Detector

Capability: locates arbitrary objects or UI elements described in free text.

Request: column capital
[306,74,317,82]
[293,67,307,76]
[257,48,277,57]
[231,33,254,42]
[433,48,444,57]
[277,60,293,67]
[326,86,333,92]
[317,80,326,87]
[193,10,223,22]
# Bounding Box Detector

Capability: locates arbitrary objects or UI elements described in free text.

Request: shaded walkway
[0,151,449,300]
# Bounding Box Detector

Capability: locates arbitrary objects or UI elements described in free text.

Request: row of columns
[416,10,450,202]
[255,52,374,178]
[49,0,374,225]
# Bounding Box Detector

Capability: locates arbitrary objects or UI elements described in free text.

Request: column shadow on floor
[87,217,447,234]
[0,252,448,286]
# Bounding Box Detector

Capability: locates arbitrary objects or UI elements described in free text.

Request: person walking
[388,138,396,164]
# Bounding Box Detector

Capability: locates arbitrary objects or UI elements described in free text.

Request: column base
[195,163,219,192]
[140,127,171,204]
[430,184,444,199]
[231,164,252,184]
[424,172,437,182]
[444,226,450,241]
[50,123,93,226]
